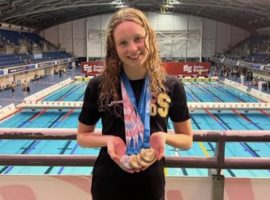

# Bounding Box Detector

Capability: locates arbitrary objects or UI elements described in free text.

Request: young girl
[77,8,193,200]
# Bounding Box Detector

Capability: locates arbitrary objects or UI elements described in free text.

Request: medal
[120,155,133,170]
[136,154,148,168]
[136,152,156,168]
[140,148,156,163]
[129,154,141,169]
[121,73,156,171]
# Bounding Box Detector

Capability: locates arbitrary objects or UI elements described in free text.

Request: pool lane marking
[204,109,237,176]
[184,84,203,102]
[48,113,66,128]
[46,83,78,101]
[207,109,261,159]
[49,109,75,128]
[17,109,47,128]
[195,84,223,102]
[214,85,246,102]
[3,140,41,174]
[57,143,80,175]
[232,109,263,130]
[204,109,230,130]
[198,142,210,157]
[44,140,73,174]
[56,83,84,101]
[259,109,270,118]
[191,116,201,130]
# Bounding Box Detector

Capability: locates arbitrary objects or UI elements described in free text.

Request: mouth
[128,52,142,60]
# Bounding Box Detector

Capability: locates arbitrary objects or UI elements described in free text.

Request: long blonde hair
[99,7,166,111]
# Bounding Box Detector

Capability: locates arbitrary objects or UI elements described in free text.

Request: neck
[123,66,147,80]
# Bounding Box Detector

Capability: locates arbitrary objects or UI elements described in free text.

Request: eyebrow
[115,33,145,41]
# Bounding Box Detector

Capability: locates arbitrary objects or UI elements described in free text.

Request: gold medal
[140,148,156,163]
[129,154,140,169]
[136,154,149,168]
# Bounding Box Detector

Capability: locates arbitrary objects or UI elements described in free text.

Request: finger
[157,146,165,160]
[120,165,135,173]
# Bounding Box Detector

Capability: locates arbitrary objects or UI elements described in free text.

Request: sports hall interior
[0,1,270,200]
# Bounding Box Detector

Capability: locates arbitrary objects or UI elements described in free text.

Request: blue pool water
[0,81,269,177]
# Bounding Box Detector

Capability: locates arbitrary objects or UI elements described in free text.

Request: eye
[119,41,127,46]
[134,36,144,43]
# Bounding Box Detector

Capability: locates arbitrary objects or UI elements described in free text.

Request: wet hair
[99,7,166,111]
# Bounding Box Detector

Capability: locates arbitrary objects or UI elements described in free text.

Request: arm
[77,121,114,148]
[77,121,134,173]
[166,118,193,149]
[150,119,193,160]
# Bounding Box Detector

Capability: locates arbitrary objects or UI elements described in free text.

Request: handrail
[0,128,270,141]
[0,155,269,169]
[0,129,269,170]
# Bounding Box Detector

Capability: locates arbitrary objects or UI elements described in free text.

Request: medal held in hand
[140,148,156,163]
[120,73,156,170]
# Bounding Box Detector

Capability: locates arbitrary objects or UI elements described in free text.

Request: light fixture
[111,0,128,8]
[160,0,175,13]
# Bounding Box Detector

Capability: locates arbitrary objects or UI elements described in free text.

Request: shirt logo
[150,93,171,117]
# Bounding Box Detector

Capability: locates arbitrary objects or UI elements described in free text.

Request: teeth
[129,52,141,59]
[129,55,139,59]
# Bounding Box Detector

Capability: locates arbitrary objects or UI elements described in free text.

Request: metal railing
[0,129,269,172]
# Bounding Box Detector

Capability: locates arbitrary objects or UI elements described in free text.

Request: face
[113,21,149,70]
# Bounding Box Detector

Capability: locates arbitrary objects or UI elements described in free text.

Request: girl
[77,7,193,200]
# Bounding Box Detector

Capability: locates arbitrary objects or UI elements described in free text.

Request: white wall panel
[188,16,201,30]
[216,22,231,53]
[41,12,249,59]
[173,14,188,30]
[230,26,248,47]
[147,12,159,29]
[59,22,72,53]
[202,19,217,57]
[101,14,112,30]
[87,15,102,30]
[44,26,59,47]
[157,14,173,30]
[73,19,86,57]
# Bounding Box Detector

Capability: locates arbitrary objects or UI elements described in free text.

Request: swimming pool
[0,80,269,177]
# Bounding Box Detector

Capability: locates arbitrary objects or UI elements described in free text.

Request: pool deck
[0,69,80,108]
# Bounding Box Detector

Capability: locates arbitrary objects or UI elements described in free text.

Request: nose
[128,41,138,52]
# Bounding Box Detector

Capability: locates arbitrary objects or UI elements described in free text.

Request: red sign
[163,62,210,76]
[80,61,210,77]
[81,61,104,76]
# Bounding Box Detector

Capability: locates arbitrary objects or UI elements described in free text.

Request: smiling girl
[77,7,193,200]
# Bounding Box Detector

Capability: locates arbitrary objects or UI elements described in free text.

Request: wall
[40,12,249,58]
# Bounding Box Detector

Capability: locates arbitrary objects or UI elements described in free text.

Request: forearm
[165,119,193,149]
[165,132,193,150]
[77,131,114,148]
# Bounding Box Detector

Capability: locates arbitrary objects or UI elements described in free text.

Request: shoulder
[87,75,103,89]
[163,75,186,99]
[164,75,183,88]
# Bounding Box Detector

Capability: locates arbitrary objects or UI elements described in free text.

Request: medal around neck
[120,72,156,170]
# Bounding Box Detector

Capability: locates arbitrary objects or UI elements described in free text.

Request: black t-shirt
[79,75,190,200]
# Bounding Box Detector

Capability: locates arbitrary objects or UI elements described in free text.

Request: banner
[163,62,211,76]
[81,61,104,76]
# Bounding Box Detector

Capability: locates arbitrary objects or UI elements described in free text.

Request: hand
[150,132,166,160]
[107,136,134,173]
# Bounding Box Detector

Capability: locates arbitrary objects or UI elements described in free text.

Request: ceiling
[0,0,270,33]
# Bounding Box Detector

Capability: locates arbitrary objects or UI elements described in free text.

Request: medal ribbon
[121,72,151,155]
